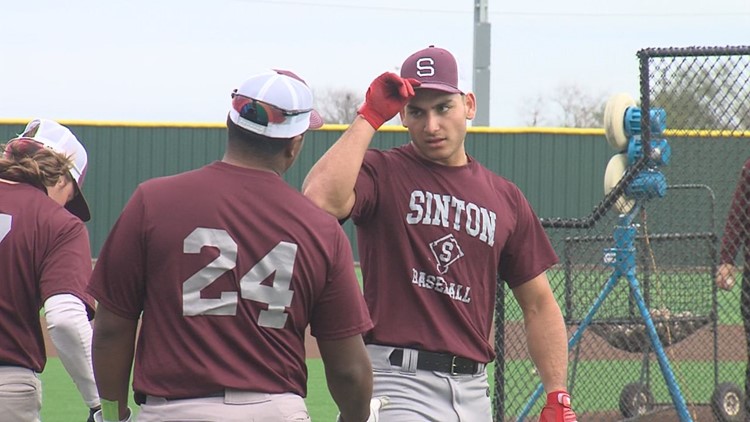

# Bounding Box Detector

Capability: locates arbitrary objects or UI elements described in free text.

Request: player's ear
[464,93,477,120]
[287,134,305,159]
[54,173,71,189]
[399,109,408,128]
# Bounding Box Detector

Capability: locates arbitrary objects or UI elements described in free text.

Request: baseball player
[88,69,382,422]
[0,119,100,421]
[716,156,750,418]
[303,46,578,421]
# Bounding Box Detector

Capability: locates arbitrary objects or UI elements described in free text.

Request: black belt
[134,391,224,405]
[388,348,482,375]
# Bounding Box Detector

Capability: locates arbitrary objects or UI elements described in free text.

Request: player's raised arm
[302,72,418,219]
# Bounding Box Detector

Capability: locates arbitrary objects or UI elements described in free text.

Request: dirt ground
[504,322,747,361]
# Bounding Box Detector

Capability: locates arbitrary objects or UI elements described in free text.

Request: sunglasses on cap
[231,90,312,128]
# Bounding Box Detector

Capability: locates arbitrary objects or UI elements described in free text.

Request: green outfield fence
[2,120,748,262]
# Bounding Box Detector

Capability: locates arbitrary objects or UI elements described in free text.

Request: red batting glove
[539,390,577,422]
[357,72,420,129]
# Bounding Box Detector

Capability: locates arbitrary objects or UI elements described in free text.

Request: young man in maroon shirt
[304,46,577,421]
[0,119,100,421]
[88,69,381,422]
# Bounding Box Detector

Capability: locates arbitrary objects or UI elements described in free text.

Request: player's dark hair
[0,141,73,191]
[226,117,293,157]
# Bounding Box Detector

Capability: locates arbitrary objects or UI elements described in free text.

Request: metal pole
[473,0,491,126]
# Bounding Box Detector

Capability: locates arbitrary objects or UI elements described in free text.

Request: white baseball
[725,275,735,289]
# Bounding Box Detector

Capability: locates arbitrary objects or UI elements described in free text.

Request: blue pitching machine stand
[515,94,693,422]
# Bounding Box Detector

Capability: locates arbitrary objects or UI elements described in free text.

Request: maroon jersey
[0,182,95,372]
[87,161,372,399]
[352,143,557,363]
[720,157,750,267]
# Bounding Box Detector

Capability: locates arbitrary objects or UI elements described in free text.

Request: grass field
[40,356,745,420]
[39,358,494,421]
[501,359,745,417]
[39,267,745,420]
[40,358,335,421]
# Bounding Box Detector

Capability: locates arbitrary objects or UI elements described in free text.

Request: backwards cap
[228,69,324,139]
[14,119,91,222]
[400,45,463,94]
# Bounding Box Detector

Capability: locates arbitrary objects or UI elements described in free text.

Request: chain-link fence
[495,46,750,421]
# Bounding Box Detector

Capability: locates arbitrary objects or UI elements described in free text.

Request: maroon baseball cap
[400,45,463,94]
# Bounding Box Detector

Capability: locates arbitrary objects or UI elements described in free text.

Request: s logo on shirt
[429,234,464,274]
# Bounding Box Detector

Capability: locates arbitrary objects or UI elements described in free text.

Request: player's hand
[92,408,133,422]
[335,396,389,422]
[715,263,737,291]
[87,407,100,422]
[357,72,420,129]
[540,390,577,422]
[366,396,389,422]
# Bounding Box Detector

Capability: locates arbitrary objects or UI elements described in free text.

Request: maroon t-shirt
[352,143,557,363]
[0,182,95,372]
[720,157,750,268]
[87,161,372,399]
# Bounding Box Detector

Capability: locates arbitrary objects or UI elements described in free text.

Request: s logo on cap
[416,58,436,77]
[401,46,463,94]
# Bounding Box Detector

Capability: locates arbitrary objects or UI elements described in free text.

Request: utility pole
[473,0,491,126]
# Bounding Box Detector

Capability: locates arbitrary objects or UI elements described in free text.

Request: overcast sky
[1,0,748,127]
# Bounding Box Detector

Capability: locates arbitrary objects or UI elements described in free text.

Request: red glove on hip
[539,390,577,422]
[357,72,420,129]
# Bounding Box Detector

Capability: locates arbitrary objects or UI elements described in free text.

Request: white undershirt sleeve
[44,293,100,409]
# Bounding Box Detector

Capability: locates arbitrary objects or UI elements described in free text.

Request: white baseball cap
[228,69,323,139]
[17,119,91,222]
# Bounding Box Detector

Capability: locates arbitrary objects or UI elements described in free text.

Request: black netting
[495,46,750,422]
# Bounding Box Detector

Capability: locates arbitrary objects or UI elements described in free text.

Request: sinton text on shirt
[405,190,496,247]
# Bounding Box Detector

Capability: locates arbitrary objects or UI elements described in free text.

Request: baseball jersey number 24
[182,227,297,329]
